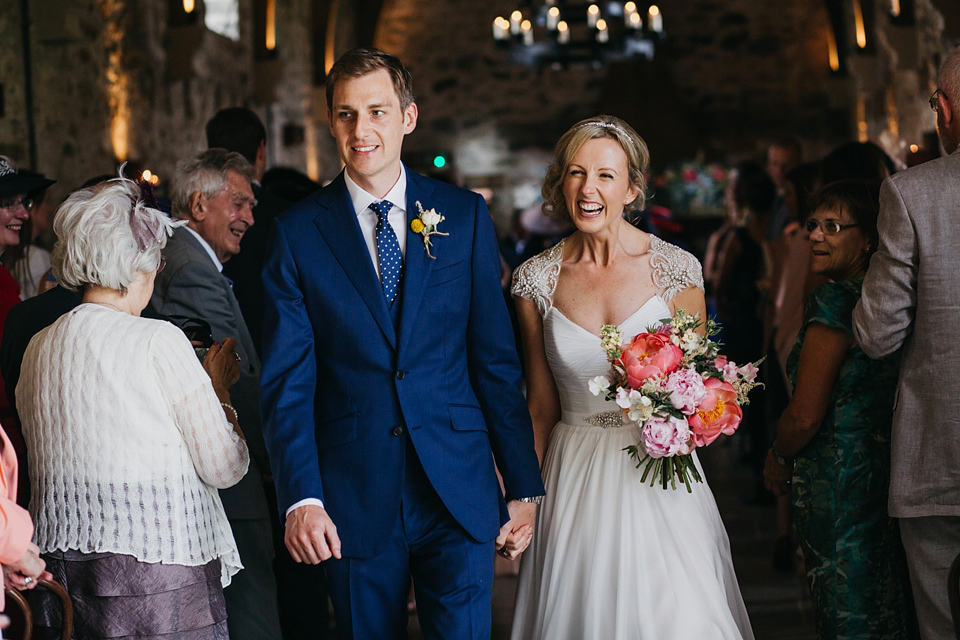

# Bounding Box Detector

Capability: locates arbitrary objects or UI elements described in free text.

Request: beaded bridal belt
[562,410,627,429]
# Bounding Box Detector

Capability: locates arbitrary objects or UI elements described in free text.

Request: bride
[509,116,754,640]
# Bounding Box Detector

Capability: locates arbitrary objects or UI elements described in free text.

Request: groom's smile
[329,68,418,198]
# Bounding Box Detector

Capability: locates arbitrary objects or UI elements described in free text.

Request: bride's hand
[497,524,533,561]
[496,500,537,560]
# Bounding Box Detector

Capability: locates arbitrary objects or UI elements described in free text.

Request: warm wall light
[265,0,276,50]
[856,93,868,142]
[183,0,194,13]
[890,0,901,17]
[827,27,840,72]
[324,0,339,74]
[853,0,866,49]
[910,144,919,153]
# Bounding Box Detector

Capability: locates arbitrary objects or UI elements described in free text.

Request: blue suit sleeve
[466,196,545,500]
[260,219,325,513]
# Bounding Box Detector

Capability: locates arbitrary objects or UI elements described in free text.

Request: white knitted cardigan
[18,304,249,587]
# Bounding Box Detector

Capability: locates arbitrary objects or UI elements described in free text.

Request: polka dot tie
[371,200,402,305]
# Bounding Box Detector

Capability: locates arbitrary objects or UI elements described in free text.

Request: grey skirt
[28,550,228,640]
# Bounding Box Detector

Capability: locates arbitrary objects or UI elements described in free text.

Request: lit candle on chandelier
[493,16,509,40]
[596,18,609,43]
[547,6,560,31]
[510,10,522,36]
[587,4,600,29]
[628,11,641,30]
[648,5,662,33]
[557,20,570,44]
[521,19,533,45]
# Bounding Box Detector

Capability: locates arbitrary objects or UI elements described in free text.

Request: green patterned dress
[788,275,917,640]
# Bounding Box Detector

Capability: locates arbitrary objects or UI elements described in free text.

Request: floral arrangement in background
[589,311,762,491]
[649,159,729,217]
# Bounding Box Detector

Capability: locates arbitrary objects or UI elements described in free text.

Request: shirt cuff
[285,498,325,518]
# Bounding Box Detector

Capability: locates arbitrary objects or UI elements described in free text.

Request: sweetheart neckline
[550,295,668,340]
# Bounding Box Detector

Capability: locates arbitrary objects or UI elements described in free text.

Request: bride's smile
[562,137,638,233]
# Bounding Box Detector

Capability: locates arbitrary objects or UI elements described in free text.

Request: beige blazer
[853,149,960,518]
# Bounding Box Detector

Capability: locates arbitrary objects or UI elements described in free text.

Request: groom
[260,48,544,639]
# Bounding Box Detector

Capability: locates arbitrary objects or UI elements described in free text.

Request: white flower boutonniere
[411,201,449,259]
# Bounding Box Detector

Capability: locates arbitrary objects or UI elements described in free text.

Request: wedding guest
[0,159,55,503]
[714,161,774,503]
[765,180,917,640]
[0,422,51,621]
[151,148,281,640]
[852,46,960,639]
[766,135,802,240]
[18,176,249,640]
[3,168,56,300]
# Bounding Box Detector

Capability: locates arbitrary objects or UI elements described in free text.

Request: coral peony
[688,377,742,446]
[618,332,683,388]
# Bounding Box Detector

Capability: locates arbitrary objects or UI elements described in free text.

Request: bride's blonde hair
[541,116,650,220]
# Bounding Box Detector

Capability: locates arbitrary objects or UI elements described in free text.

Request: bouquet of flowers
[588,310,762,491]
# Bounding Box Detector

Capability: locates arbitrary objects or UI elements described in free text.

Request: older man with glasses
[854,46,960,640]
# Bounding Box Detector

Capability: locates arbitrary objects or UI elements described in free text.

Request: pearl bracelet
[221,402,239,424]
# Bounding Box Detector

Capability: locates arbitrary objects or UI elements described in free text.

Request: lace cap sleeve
[510,242,564,318]
[649,235,705,302]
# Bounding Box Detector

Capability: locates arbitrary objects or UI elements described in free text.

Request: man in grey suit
[151,149,282,640]
[853,47,960,640]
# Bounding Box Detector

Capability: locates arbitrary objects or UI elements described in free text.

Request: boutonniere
[411,201,449,260]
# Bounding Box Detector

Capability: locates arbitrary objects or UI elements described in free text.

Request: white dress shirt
[286,167,408,517]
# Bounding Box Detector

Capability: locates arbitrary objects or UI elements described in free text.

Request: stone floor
[403,439,818,640]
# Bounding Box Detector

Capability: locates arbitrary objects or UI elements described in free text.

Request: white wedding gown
[510,238,754,640]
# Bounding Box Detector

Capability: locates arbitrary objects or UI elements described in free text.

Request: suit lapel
[314,175,397,348]
[397,171,439,356]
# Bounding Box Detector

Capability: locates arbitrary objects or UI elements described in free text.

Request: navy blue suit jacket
[260,168,544,558]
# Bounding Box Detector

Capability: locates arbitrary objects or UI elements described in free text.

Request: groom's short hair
[326,47,415,112]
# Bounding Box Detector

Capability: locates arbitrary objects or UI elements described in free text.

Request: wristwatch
[518,496,544,504]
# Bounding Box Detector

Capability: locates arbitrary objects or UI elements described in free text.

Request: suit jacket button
[396,370,405,380]
[391,426,404,436]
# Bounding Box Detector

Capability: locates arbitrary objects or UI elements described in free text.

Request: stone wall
[0,0,953,213]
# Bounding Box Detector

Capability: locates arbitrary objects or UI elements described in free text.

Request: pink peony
[642,415,692,458]
[664,368,708,414]
[619,332,683,389]
[688,378,742,447]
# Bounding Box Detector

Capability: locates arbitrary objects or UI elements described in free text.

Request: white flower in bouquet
[589,375,611,397]
[615,387,654,423]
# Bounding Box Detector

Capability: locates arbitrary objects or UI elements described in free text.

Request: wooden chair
[4,580,72,640]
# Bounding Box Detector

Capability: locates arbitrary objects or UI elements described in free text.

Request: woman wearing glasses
[763,179,917,639]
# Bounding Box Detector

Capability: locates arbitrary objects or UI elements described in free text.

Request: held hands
[285,504,342,564]
[495,500,537,561]
[763,449,792,497]
[3,542,53,590]
[203,337,241,392]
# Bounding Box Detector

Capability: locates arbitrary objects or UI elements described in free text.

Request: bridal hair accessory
[589,310,763,491]
[576,120,631,139]
[411,201,448,260]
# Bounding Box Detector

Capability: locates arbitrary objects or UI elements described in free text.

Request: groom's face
[329,69,418,196]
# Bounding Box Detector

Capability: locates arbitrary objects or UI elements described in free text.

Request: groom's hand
[285,505,342,563]
[495,500,537,560]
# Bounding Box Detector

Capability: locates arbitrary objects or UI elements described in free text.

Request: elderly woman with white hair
[17,176,249,640]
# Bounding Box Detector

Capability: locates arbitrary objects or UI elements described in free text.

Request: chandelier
[492,1,663,67]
